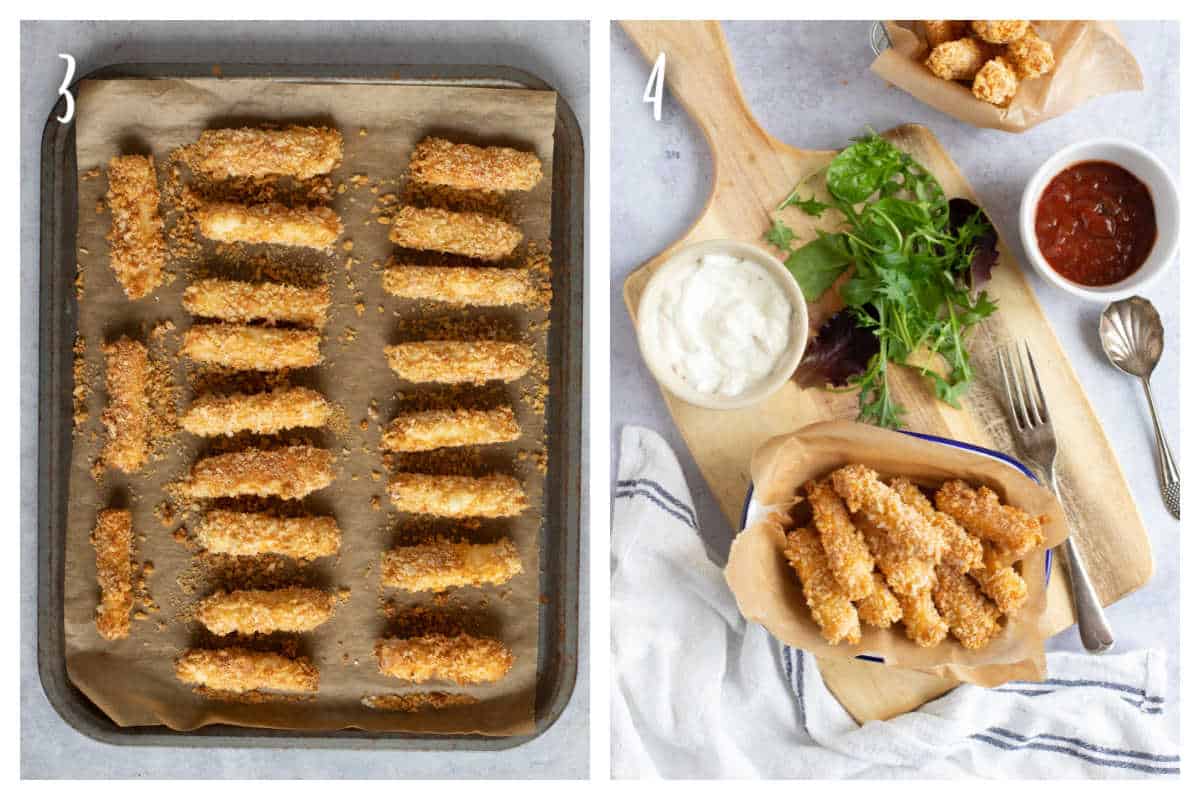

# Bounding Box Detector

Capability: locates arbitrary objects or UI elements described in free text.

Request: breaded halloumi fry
[387,473,528,518]
[181,386,331,436]
[91,509,133,640]
[858,515,936,597]
[830,464,944,561]
[1006,30,1055,79]
[175,647,319,694]
[925,37,993,80]
[183,279,331,328]
[933,565,1002,650]
[195,510,341,560]
[934,480,1045,555]
[381,406,520,453]
[362,692,479,712]
[973,57,1019,106]
[191,126,343,180]
[382,263,534,306]
[195,587,335,635]
[891,478,982,573]
[971,542,1029,615]
[408,137,543,192]
[376,634,514,684]
[197,201,342,250]
[389,206,522,261]
[181,323,322,371]
[100,337,150,473]
[898,588,949,647]
[385,341,534,385]
[782,527,862,646]
[175,445,334,500]
[970,20,1029,44]
[856,573,902,629]
[806,480,875,600]
[922,20,968,49]
[381,536,523,592]
[105,155,166,299]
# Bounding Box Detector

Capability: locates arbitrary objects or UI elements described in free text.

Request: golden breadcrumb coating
[100,337,150,473]
[387,473,528,518]
[933,564,1003,650]
[898,588,950,647]
[806,480,875,600]
[183,279,331,328]
[890,478,983,573]
[382,263,534,306]
[389,206,523,261]
[197,201,342,250]
[191,126,343,180]
[380,536,522,592]
[782,527,862,646]
[362,692,479,712]
[830,464,944,561]
[105,155,166,300]
[175,647,318,694]
[973,57,1019,106]
[195,587,335,635]
[1006,30,1055,79]
[856,572,903,628]
[857,514,936,597]
[195,510,341,560]
[970,20,1030,44]
[408,137,543,192]
[180,386,330,436]
[181,324,322,371]
[971,542,1029,615]
[375,634,514,685]
[91,509,133,640]
[384,341,533,385]
[922,20,968,49]
[925,37,993,80]
[935,480,1045,555]
[176,445,334,500]
[380,405,520,452]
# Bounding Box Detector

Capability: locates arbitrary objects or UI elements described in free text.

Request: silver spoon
[1099,296,1179,518]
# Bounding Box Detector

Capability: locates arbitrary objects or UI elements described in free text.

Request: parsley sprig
[768,131,998,428]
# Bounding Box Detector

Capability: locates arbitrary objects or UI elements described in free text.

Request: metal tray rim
[37,61,584,752]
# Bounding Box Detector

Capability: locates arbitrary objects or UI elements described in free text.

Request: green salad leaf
[764,130,999,428]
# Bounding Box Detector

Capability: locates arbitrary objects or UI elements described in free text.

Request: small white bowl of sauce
[1019,139,1178,303]
[635,239,809,410]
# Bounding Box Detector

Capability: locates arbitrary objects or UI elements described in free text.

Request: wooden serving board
[620,21,1153,723]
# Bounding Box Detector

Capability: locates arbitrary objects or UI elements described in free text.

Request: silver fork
[997,342,1114,653]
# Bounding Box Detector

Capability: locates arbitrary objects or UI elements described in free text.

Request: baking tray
[37,62,583,750]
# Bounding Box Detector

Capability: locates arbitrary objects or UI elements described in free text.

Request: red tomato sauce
[1035,161,1156,287]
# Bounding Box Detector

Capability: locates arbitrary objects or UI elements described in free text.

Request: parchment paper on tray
[724,420,1069,687]
[871,21,1143,132]
[65,77,558,736]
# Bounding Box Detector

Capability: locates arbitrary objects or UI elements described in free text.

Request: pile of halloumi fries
[783,463,1045,651]
[921,20,1056,107]
[92,123,547,714]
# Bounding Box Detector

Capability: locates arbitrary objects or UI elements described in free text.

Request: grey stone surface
[21,20,588,779]
[611,20,1178,742]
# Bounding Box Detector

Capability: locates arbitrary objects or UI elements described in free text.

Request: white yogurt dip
[651,251,794,398]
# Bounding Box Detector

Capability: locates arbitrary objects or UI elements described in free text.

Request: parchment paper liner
[724,420,1069,687]
[64,77,559,736]
[871,21,1143,132]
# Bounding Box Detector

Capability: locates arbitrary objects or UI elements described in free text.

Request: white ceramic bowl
[635,239,809,410]
[1019,139,1179,303]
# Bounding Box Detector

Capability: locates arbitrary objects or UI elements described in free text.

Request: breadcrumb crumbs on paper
[72,336,90,432]
[362,692,478,712]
